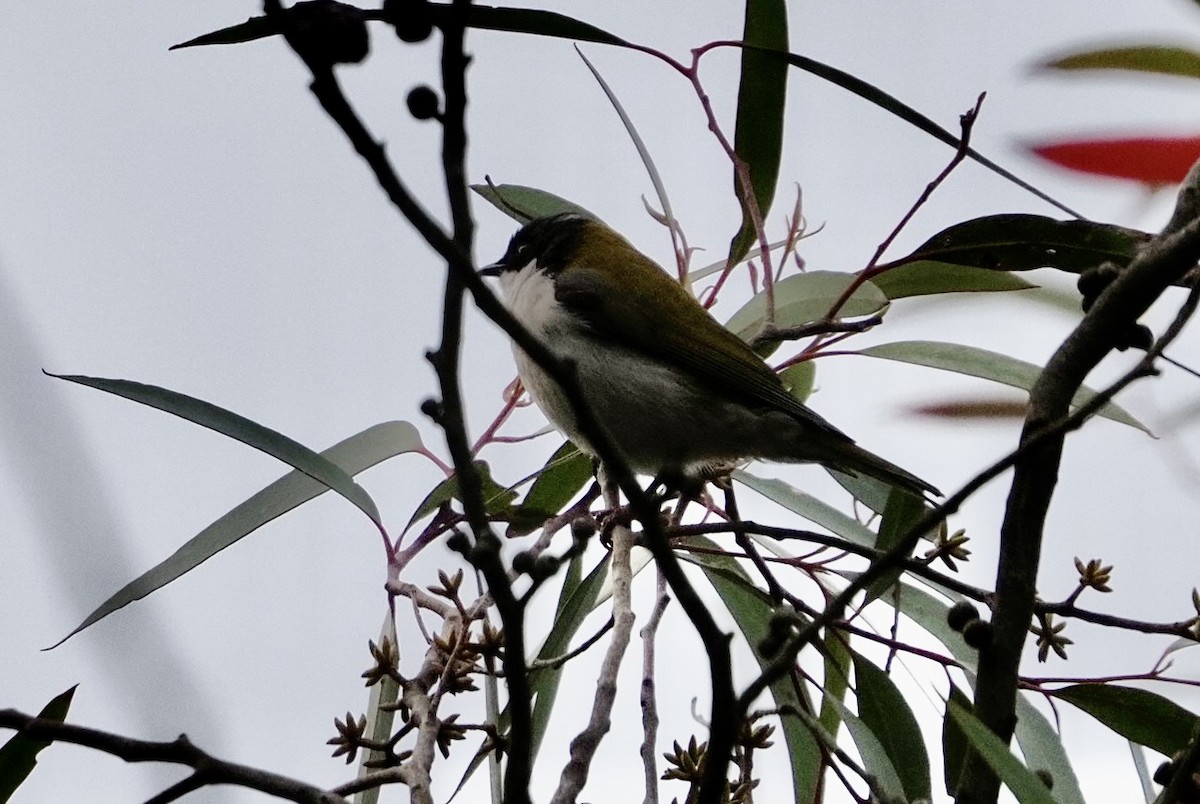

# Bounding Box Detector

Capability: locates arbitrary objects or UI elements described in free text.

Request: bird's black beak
[479,261,504,278]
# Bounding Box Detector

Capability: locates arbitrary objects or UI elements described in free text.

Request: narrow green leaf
[577,49,678,242]
[507,442,592,535]
[683,536,821,804]
[775,51,1080,218]
[0,686,77,802]
[948,701,1058,804]
[871,261,1036,299]
[1054,684,1199,757]
[471,183,597,225]
[896,214,1150,275]
[357,614,401,804]
[53,421,422,646]
[725,272,888,343]
[446,5,631,47]
[779,361,815,404]
[885,581,976,666]
[855,340,1151,433]
[864,489,927,603]
[688,238,792,282]
[867,582,1086,803]
[451,552,603,798]
[827,469,902,515]
[827,696,907,802]
[728,0,788,263]
[526,552,600,766]
[519,546,652,766]
[943,684,971,797]
[733,470,878,547]
[1039,45,1200,81]
[1011,693,1086,804]
[170,14,280,49]
[404,460,517,532]
[818,630,851,741]
[49,373,387,527]
[852,652,933,802]
[172,5,633,51]
[174,8,1071,216]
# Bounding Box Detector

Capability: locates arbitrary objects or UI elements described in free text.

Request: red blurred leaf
[1030,135,1200,185]
[909,397,1029,420]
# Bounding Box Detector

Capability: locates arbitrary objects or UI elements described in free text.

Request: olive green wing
[555,241,852,443]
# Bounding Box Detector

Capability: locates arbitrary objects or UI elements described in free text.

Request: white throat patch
[499,260,562,336]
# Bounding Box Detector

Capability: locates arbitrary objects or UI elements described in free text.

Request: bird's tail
[822,441,939,499]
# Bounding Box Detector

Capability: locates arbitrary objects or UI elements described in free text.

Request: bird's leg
[594,461,678,548]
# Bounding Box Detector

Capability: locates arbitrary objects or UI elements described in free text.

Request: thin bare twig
[640,570,671,804]
[550,479,637,804]
[528,617,615,670]
[0,710,346,804]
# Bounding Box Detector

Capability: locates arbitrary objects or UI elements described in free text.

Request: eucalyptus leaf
[853,652,933,801]
[683,536,821,804]
[172,5,633,51]
[948,701,1058,804]
[526,552,597,767]
[779,360,815,404]
[54,421,422,646]
[577,50,678,248]
[725,271,888,343]
[507,442,592,535]
[872,260,1036,299]
[880,583,1084,804]
[1038,44,1200,80]
[471,183,597,225]
[895,214,1150,275]
[864,489,927,603]
[0,686,76,802]
[818,629,851,741]
[826,697,908,803]
[943,684,971,797]
[404,460,517,533]
[48,372,387,528]
[1054,684,1198,757]
[856,340,1151,433]
[775,52,1078,217]
[728,0,788,264]
[733,470,878,547]
[356,613,400,804]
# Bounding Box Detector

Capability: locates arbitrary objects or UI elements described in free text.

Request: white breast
[499,261,565,339]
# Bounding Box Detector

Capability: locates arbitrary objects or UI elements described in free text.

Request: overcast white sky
[4,2,1200,802]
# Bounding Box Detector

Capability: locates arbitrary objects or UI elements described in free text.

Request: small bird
[482,213,937,498]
